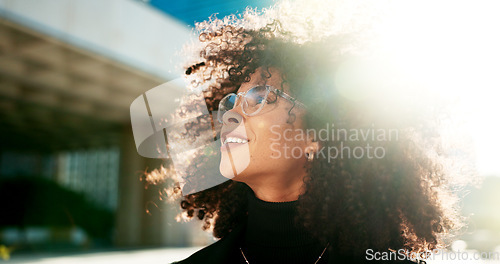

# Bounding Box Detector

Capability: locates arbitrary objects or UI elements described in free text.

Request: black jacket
[171,221,420,264]
[171,221,245,264]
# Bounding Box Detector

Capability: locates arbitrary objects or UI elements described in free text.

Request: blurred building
[0,0,207,250]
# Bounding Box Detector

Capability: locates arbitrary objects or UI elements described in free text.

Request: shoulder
[170,224,245,264]
[171,239,225,264]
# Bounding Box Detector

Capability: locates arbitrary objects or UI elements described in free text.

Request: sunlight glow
[374,0,500,176]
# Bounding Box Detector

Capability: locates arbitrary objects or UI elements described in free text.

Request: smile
[223,137,249,144]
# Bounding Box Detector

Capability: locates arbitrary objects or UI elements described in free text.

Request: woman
[170,3,465,264]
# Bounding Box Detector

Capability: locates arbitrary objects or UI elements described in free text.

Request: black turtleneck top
[174,189,417,264]
[239,191,329,264]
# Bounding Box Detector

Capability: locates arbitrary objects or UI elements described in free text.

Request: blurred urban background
[0,0,498,263]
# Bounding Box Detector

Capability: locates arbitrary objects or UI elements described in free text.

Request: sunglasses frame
[217,85,306,124]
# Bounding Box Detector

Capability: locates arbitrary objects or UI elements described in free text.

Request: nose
[219,110,243,139]
[222,110,242,125]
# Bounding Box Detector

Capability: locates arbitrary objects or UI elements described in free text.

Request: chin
[219,162,236,179]
[219,160,252,180]
[219,145,251,179]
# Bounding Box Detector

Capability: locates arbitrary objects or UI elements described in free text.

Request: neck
[244,172,305,202]
[244,190,318,247]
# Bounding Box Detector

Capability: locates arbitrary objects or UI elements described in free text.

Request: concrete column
[139,157,166,246]
[115,125,146,247]
[115,123,209,247]
[115,124,193,247]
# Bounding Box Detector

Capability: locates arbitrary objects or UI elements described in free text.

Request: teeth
[223,137,248,144]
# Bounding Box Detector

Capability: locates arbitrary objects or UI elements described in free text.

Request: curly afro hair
[170,2,470,258]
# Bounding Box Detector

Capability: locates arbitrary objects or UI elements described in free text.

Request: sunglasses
[217,85,305,123]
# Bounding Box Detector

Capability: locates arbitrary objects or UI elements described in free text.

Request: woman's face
[219,68,311,186]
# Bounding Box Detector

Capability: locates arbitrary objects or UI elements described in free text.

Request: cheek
[263,126,308,159]
[256,122,266,129]
[250,117,283,143]
[248,110,306,156]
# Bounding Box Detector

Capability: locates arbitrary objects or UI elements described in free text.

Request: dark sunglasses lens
[222,94,237,110]
[245,86,268,111]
